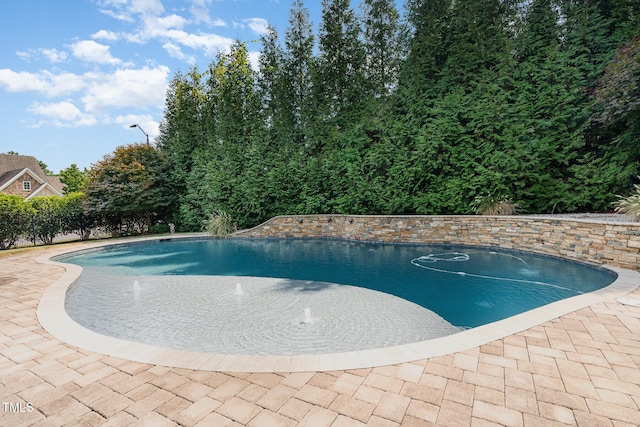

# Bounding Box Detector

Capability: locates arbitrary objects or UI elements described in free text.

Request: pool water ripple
[65,273,461,355]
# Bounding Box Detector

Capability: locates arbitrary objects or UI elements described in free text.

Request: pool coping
[36,235,640,373]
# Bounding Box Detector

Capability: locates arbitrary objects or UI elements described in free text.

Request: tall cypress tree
[511,0,574,212]
[284,0,315,145]
[558,0,628,211]
[314,0,366,128]
[401,0,519,213]
[396,0,450,111]
[437,0,510,92]
[181,41,263,228]
[361,0,403,98]
[156,68,208,228]
[257,25,287,139]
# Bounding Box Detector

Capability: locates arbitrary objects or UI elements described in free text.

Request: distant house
[0,154,64,199]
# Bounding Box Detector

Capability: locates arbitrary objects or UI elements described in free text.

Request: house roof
[45,175,65,194]
[0,154,64,198]
[0,154,47,181]
[0,169,24,189]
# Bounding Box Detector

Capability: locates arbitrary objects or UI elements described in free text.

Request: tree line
[4,0,637,245]
[156,0,639,230]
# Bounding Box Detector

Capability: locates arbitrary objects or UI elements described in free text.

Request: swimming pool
[59,238,616,356]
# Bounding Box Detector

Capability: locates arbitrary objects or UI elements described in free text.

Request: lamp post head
[128,123,150,144]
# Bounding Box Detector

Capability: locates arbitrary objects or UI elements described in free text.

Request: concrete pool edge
[36,237,640,373]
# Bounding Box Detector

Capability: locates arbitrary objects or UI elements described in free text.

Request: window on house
[23,181,31,191]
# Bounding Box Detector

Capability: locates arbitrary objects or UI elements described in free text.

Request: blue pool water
[60,238,616,329]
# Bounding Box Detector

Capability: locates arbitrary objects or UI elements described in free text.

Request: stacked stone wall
[235,215,640,270]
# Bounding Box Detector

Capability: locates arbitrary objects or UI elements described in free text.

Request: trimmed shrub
[29,196,64,245]
[0,195,34,249]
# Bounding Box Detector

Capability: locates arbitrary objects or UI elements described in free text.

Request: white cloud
[40,48,68,63]
[162,29,233,56]
[188,0,209,7]
[71,40,121,65]
[92,29,119,41]
[1,62,169,120]
[97,0,164,21]
[128,0,165,15]
[95,0,233,59]
[211,18,226,27]
[245,18,269,36]
[97,0,129,7]
[189,0,212,25]
[46,72,88,95]
[81,65,170,113]
[163,42,195,62]
[0,69,85,96]
[141,13,188,39]
[185,0,225,27]
[0,69,47,92]
[112,6,231,56]
[16,48,68,63]
[98,7,135,23]
[115,113,159,141]
[16,51,33,62]
[28,101,97,127]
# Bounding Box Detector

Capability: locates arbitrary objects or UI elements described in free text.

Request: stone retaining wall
[235,215,640,270]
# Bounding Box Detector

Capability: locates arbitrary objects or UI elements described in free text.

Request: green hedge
[0,194,92,249]
[0,195,34,249]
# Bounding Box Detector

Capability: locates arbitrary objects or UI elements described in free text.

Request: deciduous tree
[59,164,88,194]
[84,144,175,234]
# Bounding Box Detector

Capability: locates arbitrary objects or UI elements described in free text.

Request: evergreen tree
[438,0,510,91]
[609,0,640,46]
[559,0,615,87]
[511,0,575,212]
[255,25,291,219]
[558,0,632,210]
[361,0,403,97]
[153,0,640,223]
[257,25,287,137]
[314,0,367,128]
[213,41,260,147]
[156,68,207,215]
[183,41,263,228]
[399,0,520,213]
[284,0,315,144]
[396,0,450,119]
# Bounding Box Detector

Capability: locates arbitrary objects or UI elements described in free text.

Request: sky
[0,0,325,174]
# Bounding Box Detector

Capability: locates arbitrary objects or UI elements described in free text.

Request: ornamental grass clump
[471,194,521,216]
[613,180,640,221]
[205,210,237,237]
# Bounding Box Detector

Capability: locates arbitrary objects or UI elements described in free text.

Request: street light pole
[129,124,149,144]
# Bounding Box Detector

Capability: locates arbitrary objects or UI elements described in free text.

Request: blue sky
[0,0,326,174]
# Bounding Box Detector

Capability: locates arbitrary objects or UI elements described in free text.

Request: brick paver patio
[1,243,640,426]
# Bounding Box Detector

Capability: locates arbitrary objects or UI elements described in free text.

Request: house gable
[0,155,64,199]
